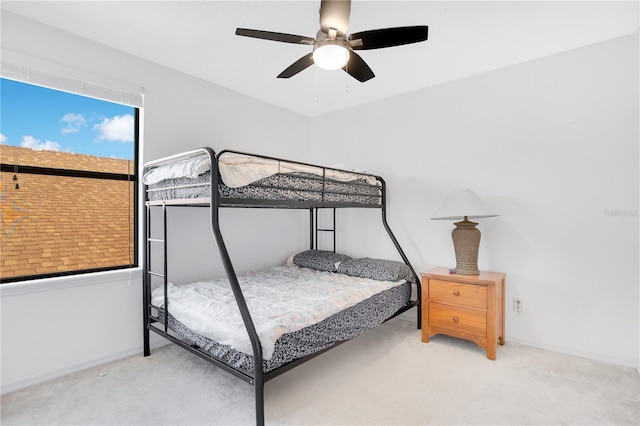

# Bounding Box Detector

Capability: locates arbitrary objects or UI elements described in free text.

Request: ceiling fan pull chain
[345,65,349,92]
[315,67,320,103]
[345,59,349,92]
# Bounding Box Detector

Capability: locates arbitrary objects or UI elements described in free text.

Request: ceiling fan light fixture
[313,39,349,70]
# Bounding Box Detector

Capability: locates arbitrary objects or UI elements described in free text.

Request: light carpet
[1,318,639,425]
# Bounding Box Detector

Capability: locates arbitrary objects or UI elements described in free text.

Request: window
[0,78,139,282]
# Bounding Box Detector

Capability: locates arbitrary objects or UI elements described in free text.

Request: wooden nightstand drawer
[429,302,486,337]
[429,279,486,309]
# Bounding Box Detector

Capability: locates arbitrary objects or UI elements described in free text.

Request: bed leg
[255,378,265,426]
[143,273,150,356]
[143,326,150,357]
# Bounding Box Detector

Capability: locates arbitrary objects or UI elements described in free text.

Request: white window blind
[0,60,144,108]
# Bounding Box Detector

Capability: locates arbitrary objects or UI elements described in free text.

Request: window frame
[0,96,140,284]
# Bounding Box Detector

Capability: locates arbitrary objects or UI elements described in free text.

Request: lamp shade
[431,188,498,221]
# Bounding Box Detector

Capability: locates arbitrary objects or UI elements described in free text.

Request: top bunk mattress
[143,151,382,206]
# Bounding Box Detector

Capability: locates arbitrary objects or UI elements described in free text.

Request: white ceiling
[2,1,638,117]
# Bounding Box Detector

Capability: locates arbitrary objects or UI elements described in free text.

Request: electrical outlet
[513,297,523,312]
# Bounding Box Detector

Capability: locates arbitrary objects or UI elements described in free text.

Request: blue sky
[1,78,135,160]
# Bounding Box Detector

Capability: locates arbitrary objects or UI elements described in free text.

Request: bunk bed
[142,147,421,425]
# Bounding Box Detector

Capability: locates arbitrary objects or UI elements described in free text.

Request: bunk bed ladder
[312,207,336,252]
[144,202,170,357]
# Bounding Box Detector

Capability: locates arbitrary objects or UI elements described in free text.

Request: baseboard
[401,307,636,369]
[507,336,637,369]
[0,340,168,396]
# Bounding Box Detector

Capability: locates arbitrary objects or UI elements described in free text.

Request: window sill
[0,267,142,297]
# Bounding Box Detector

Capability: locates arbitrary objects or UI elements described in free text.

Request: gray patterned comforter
[146,171,381,205]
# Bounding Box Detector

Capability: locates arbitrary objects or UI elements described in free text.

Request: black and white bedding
[143,152,382,205]
[161,282,410,375]
[151,250,414,374]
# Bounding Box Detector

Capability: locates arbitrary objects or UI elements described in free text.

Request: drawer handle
[452,316,459,323]
[452,290,460,296]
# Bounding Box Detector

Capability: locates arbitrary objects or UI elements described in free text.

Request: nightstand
[421,267,506,360]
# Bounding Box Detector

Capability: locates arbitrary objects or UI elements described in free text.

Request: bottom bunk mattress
[150,264,411,375]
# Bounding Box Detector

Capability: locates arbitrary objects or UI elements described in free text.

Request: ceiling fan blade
[349,26,428,50]
[319,0,351,37]
[342,51,374,82]
[277,53,315,78]
[235,28,315,45]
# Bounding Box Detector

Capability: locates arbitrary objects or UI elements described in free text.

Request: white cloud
[93,114,134,142]
[0,133,6,144]
[60,113,87,134]
[21,135,62,151]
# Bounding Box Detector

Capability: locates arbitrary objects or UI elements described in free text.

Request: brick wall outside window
[1,146,135,280]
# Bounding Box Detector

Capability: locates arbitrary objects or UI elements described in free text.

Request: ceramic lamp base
[452,218,481,275]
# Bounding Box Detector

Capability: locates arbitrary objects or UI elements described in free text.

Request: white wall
[309,33,639,367]
[0,11,312,393]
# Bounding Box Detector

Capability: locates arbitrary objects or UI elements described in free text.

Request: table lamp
[431,188,498,275]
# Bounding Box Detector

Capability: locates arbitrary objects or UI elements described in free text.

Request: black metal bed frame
[142,147,421,425]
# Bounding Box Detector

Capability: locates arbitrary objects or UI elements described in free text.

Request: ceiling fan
[235,0,428,82]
